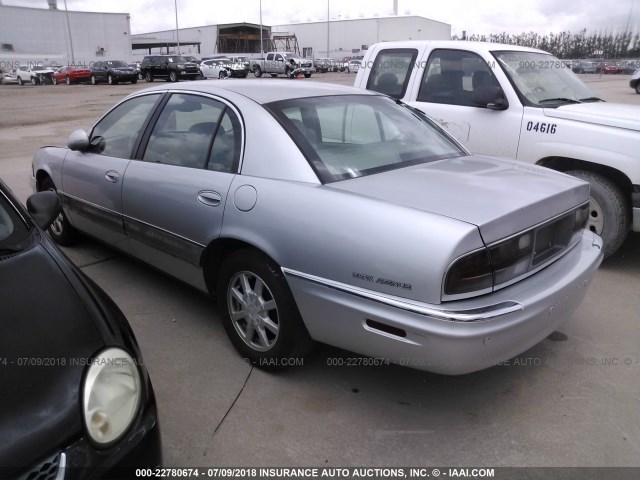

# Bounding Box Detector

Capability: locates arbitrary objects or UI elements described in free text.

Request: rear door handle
[197,191,222,207]
[105,170,120,183]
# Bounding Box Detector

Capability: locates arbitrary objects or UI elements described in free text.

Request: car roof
[134,79,381,104]
[369,40,547,55]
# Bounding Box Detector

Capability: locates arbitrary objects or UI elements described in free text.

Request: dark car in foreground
[90,60,138,85]
[0,180,161,478]
[31,81,602,375]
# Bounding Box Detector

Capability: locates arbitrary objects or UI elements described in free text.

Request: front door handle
[105,170,120,183]
[197,191,222,207]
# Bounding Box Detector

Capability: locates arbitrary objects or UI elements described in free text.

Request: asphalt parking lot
[1,72,639,469]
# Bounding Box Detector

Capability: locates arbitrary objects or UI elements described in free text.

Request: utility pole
[260,0,264,54]
[174,0,181,54]
[63,0,75,64]
[326,0,330,57]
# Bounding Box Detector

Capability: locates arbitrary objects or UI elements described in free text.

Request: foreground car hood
[0,242,103,470]
[330,156,589,244]
[543,102,640,131]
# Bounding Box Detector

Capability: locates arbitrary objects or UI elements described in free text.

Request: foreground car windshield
[268,95,465,182]
[493,51,595,106]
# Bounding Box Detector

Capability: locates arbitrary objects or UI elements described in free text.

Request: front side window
[365,48,418,99]
[143,93,240,172]
[492,51,595,107]
[91,94,160,158]
[418,49,500,107]
[267,95,465,183]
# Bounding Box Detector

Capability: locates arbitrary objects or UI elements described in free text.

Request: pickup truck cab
[252,52,315,78]
[356,41,640,257]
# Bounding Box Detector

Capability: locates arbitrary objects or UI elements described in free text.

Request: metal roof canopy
[132,38,201,54]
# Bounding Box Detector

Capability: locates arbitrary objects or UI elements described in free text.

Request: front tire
[566,170,629,258]
[107,74,117,85]
[131,78,138,84]
[304,73,311,78]
[253,66,263,78]
[41,177,78,246]
[53,76,58,85]
[31,76,38,86]
[217,249,313,369]
[66,75,71,85]
[18,76,23,86]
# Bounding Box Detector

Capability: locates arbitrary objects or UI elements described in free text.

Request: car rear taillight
[444,203,589,298]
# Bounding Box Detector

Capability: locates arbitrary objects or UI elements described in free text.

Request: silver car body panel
[31,81,604,373]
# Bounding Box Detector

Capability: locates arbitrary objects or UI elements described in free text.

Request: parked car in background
[602,62,620,74]
[630,68,640,94]
[622,62,639,74]
[345,56,364,73]
[16,64,55,85]
[0,178,162,478]
[53,65,92,85]
[90,60,138,85]
[314,58,331,73]
[357,41,640,258]
[129,61,143,80]
[202,56,250,78]
[572,60,598,74]
[31,81,602,375]
[200,58,231,79]
[0,71,19,85]
[251,52,315,78]
[141,55,200,82]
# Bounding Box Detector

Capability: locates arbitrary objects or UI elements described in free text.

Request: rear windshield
[106,61,128,68]
[267,95,465,183]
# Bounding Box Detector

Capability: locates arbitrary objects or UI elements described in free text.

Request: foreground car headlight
[83,348,142,445]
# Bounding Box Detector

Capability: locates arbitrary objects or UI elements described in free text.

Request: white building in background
[274,16,451,59]
[0,1,132,70]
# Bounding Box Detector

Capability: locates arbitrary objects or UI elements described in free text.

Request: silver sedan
[31,81,603,374]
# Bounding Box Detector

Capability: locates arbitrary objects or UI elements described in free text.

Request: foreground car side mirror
[26,191,60,230]
[68,129,90,151]
[472,86,509,110]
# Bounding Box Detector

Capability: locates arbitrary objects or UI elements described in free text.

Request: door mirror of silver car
[68,129,90,151]
[26,191,61,230]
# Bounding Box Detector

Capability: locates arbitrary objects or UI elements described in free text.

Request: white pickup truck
[251,51,315,78]
[355,41,640,257]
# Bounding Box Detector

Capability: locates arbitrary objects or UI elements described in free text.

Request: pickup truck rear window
[267,95,465,183]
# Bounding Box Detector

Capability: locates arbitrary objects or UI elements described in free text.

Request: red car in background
[602,63,621,74]
[52,65,91,85]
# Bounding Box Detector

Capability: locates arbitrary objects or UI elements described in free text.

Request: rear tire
[41,177,78,246]
[304,73,311,78]
[217,249,313,369]
[145,72,153,82]
[53,76,58,85]
[108,74,117,85]
[636,83,640,94]
[169,71,178,82]
[566,170,629,258]
[66,75,71,85]
[18,76,23,86]
[91,75,97,85]
[131,78,138,84]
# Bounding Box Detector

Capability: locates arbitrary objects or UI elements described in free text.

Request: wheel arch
[536,156,633,202]
[201,237,280,296]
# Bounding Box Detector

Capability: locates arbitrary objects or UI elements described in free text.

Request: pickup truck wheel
[169,71,178,82]
[253,67,263,78]
[566,170,629,258]
[90,75,97,85]
[41,178,78,246]
[217,249,313,369]
[145,72,153,82]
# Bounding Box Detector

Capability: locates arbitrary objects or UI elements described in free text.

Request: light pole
[326,0,330,57]
[63,0,75,65]
[174,0,181,54]
[260,0,264,55]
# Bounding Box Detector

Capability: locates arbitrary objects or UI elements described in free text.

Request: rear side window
[365,49,418,99]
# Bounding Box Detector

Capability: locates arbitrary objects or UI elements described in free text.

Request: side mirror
[68,129,90,151]
[26,191,60,230]
[472,86,509,110]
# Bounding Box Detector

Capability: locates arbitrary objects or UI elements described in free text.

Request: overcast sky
[3,0,639,36]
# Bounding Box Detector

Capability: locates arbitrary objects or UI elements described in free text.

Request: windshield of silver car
[493,51,597,106]
[267,95,466,183]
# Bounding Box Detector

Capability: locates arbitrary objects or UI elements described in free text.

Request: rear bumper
[285,232,603,375]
